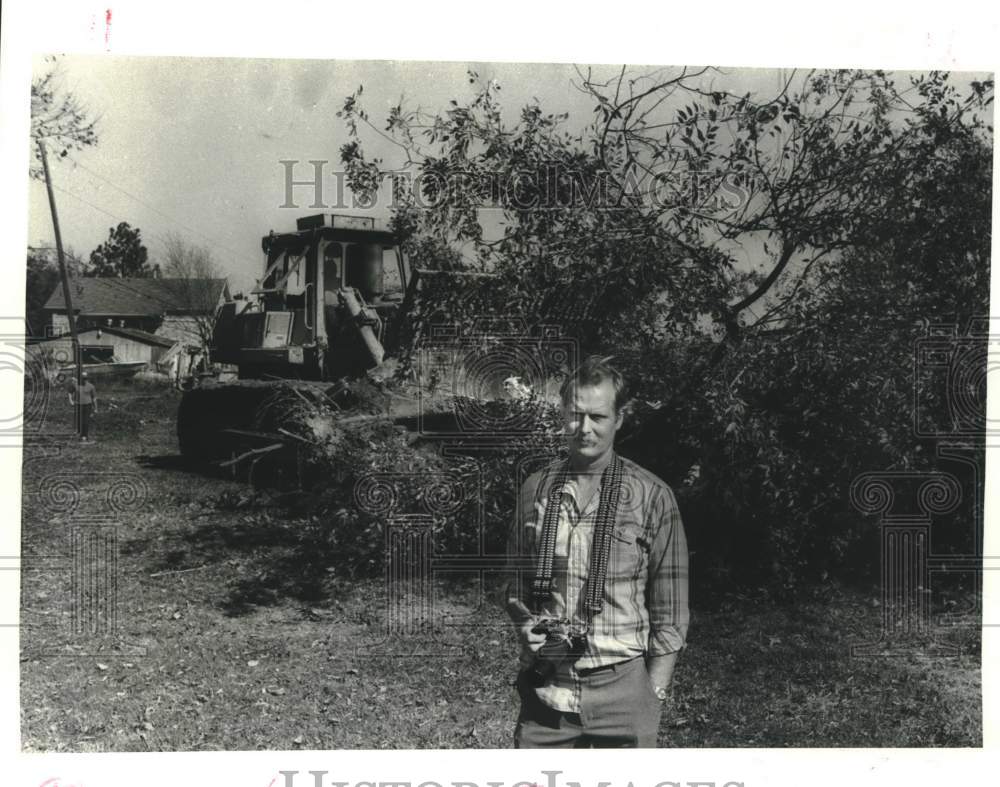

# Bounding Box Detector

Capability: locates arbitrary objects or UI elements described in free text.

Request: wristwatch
[654,686,669,703]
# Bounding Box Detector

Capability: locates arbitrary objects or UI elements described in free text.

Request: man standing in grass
[503,355,689,747]
[68,371,98,442]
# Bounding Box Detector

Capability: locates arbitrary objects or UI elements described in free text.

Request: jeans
[514,655,663,748]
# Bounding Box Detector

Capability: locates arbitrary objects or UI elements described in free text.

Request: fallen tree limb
[218,442,284,468]
[278,427,316,444]
[150,563,219,578]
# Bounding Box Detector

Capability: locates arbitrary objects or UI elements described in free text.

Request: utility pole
[37,138,83,392]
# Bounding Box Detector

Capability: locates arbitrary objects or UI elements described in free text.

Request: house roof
[30,325,177,348]
[100,326,177,348]
[44,277,228,316]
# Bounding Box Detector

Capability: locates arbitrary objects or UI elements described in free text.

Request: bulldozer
[176,212,566,473]
[177,214,538,465]
[177,214,430,465]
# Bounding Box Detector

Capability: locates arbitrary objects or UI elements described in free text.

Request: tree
[338,69,991,356]
[87,222,154,278]
[159,233,224,353]
[614,75,992,589]
[30,57,98,180]
[337,67,993,591]
[25,246,84,337]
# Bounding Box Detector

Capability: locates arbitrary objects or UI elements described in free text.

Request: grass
[19,382,982,750]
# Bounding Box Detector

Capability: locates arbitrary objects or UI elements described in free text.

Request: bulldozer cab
[321,239,405,306]
[261,214,406,304]
[213,215,411,379]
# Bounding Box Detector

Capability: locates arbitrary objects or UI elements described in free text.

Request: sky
[27,57,807,294]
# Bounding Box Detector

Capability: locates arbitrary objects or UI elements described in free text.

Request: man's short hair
[559,355,627,412]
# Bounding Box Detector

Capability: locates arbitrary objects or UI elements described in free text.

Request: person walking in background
[68,371,98,442]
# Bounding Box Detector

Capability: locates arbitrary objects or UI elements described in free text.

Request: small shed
[28,325,177,369]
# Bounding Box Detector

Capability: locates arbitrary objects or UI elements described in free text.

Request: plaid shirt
[505,454,689,713]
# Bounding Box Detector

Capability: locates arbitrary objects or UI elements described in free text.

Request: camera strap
[531,453,625,623]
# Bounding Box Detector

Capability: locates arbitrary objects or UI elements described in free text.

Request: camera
[524,618,588,688]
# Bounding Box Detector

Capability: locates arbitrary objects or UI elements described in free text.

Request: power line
[54,183,175,251]
[51,180,248,283]
[53,183,175,255]
[44,172,256,293]
[69,159,250,264]
[53,183,122,224]
[47,184,225,314]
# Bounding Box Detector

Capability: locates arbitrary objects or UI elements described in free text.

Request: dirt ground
[19,381,982,750]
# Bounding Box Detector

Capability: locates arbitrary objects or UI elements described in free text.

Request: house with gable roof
[43,276,230,345]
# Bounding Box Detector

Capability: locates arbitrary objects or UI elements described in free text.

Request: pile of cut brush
[196,379,568,572]
[234,380,561,483]
[282,391,565,573]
